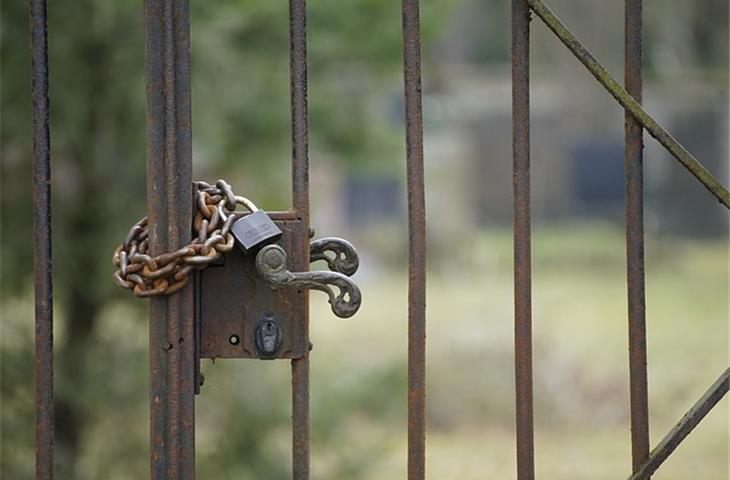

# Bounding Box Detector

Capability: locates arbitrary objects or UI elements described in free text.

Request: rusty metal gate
[30,0,728,479]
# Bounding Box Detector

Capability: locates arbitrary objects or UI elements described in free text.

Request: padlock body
[231,210,283,252]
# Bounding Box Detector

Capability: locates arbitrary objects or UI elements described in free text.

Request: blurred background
[1,0,728,478]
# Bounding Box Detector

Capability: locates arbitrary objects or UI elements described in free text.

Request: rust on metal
[30,0,54,477]
[628,368,729,480]
[309,237,360,276]
[526,0,730,208]
[624,0,650,475]
[292,355,310,480]
[144,0,196,477]
[113,182,248,298]
[198,218,309,360]
[255,244,361,319]
[289,0,311,477]
[401,1,427,478]
[290,0,309,220]
[511,1,535,478]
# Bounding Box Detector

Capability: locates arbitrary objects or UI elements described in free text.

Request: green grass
[2,224,727,479]
[304,224,728,479]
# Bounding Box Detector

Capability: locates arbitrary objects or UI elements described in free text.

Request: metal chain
[113,180,256,297]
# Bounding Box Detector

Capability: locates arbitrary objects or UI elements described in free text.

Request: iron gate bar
[144,0,196,477]
[511,1,729,477]
[292,356,309,480]
[289,0,311,478]
[628,368,730,480]
[30,0,54,477]
[623,0,650,474]
[525,0,730,208]
[290,0,309,219]
[511,1,534,479]
[401,1,427,479]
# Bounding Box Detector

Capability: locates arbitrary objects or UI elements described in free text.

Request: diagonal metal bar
[525,0,730,208]
[30,0,54,477]
[627,367,729,480]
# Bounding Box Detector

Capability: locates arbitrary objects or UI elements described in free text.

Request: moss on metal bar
[526,0,730,208]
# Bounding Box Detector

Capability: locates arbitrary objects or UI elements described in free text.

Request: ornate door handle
[256,243,362,318]
[309,237,359,276]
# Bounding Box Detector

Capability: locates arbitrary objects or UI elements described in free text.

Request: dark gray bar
[30,0,54,477]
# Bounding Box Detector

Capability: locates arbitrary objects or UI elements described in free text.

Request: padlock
[231,209,282,253]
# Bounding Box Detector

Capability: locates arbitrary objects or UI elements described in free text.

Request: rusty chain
[113,180,258,297]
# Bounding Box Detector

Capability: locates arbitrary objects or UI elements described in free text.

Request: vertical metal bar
[512,1,535,479]
[144,0,196,478]
[289,1,310,479]
[30,0,54,477]
[624,0,650,475]
[401,1,427,479]
[290,0,309,220]
[292,356,309,480]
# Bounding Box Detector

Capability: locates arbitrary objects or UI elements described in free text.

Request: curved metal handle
[309,237,359,276]
[256,244,362,318]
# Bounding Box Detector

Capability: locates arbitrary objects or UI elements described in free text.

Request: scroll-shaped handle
[309,237,359,276]
[256,244,362,318]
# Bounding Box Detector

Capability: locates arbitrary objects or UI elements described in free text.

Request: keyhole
[255,317,282,358]
[261,322,277,352]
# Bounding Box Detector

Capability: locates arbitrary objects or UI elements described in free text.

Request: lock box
[196,214,309,361]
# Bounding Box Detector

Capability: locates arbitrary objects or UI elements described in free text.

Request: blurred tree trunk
[54,12,110,477]
[1,0,445,476]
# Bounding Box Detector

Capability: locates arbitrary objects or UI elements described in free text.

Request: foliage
[2,0,726,477]
[3,225,727,478]
[1,0,452,477]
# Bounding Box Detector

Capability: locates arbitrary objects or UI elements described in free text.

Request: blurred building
[313,0,728,248]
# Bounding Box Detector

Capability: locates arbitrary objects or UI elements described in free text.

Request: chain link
[113,180,255,297]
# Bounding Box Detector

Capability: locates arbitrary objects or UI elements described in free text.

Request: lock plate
[196,214,308,360]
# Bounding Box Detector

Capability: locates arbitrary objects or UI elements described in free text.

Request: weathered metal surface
[401,1,427,478]
[292,354,310,480]
[289,0,311,477]
[290,0,309,220]
[511,1,535,479]
[256,244,361,318]
[30,0,54,477]
[526,0,730,208]
[624,0,650,475]
[113,182,255,298]
[144,0,196,477]
[628,368,729,480]
[198,217,309,359]
[309,237,359,276]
